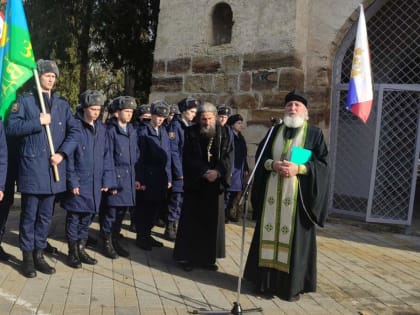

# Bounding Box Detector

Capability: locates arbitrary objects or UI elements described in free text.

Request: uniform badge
[168,132,176,140]
[11,103,19,112]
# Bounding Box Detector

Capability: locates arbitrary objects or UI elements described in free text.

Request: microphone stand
[191,118,280,315]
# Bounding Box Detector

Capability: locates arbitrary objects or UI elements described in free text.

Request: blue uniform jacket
[228,131,249,192]
[136,122,172,200]
[106,118,139,207]
[6,92,80,194]
[61,110,116,213]
[167,115,189,192]
[0,120,7,192]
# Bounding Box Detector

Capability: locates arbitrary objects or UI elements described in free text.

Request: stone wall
[150,0,376,163]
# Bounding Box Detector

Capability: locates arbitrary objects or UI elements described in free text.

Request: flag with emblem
[0,0,36,119]
[346,4,373,124]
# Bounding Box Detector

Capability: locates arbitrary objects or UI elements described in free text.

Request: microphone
[270,117,283,125]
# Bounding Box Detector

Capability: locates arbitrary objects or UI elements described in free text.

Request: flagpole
[33,68,60,182]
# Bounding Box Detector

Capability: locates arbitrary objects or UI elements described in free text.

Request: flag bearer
[6,60,80,278]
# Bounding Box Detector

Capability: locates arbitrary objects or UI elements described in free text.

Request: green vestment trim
[258,123,308,273]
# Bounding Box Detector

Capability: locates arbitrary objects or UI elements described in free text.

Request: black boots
[45,241,58,255]
[136,236,152,251]
[67,241,82,269]
[22,251,36,278]
[102,234,118,259]
[112,233,129,257]
[33,249,56,274]
[78,239,97,265]
[136,235,163,251]
[164,221,177,241]
[225,208,239,223]
[128,221,136,233]
[68,239,98,267]
[22,249,55,277]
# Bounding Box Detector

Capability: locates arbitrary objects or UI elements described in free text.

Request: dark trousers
[101,206,128,235]
[98,192,108,232]
[136,200,162,239]
[65,211,93,242]
[167,192,183,222]
[224,191,240,210]
[0,158,17,243]
[19,194,55,251]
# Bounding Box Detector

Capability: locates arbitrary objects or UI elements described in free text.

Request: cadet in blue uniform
[216,104,232,128]
[165,104,180,127]
[133,104,152,128]
[0,120,8,259]
[61,90,114,268]
[128,103,152,233]
[102,96,138,258]
[6,60,80,278]
[225,114,249,222]
[216,105,239,222]
[164,98,198,241]
[135,101,172,250]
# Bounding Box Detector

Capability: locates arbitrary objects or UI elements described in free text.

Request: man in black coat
[173,102,233,271]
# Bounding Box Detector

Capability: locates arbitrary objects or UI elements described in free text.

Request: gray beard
[284,115,305,128]
[200,125,216,139]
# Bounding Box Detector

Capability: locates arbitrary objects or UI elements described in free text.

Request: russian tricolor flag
[346,4,373,124]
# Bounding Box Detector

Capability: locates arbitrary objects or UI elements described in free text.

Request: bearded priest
[244,90,329,302]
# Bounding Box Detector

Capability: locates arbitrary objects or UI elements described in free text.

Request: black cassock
[173,123,232,266]
[244,124,329,300]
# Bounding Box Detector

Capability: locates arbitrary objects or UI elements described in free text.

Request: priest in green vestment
[244,90,329,301]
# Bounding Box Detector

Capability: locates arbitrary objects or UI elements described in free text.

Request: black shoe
[86,236,98,248]
[45,241,58,255]
[112,234,130,257]
[164,222,177,241]
[149,236,163,247]
[181,262,194,272]
[0,246,11,261]
[67,241,82,269]
[136,238,152,251]
[128,223,136,233]
[78,240,97,265]
[201,263,218,271]
[33,249,56,274]
[227,215,239,223]
[22,251,37,278]
[287,294,300,302]
[102,234,118,259]
[254,288,275,300]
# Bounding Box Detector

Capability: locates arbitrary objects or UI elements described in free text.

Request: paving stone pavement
[1,200,420,315]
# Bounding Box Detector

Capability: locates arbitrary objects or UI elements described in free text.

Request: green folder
[290,147,312,164]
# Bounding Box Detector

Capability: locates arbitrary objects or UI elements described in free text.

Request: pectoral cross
[207,137,214,163]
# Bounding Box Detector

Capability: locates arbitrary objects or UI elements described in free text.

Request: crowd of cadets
[0,59,249,278]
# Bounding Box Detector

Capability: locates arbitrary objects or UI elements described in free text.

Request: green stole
[258,122,307,273]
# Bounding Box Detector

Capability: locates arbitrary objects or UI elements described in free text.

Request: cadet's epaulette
[22,91,34,97]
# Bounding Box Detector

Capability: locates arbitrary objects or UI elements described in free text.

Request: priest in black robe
[244,90,329,301]
[173,102,233,271]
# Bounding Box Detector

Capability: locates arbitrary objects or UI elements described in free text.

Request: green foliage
[10,0,159,108]
[92,0,160,103]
